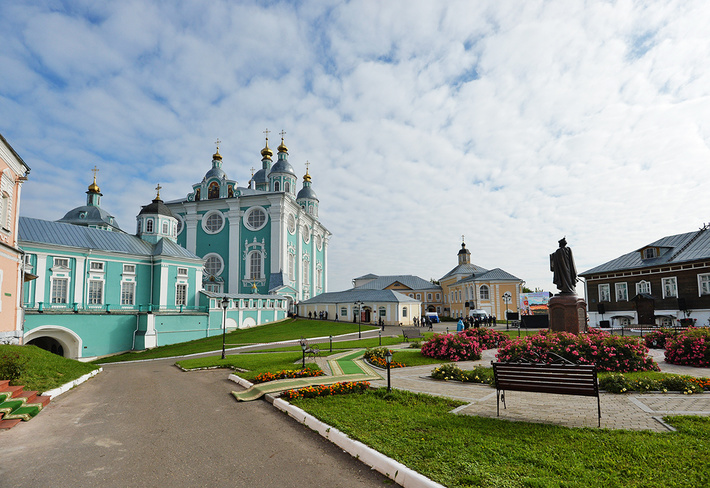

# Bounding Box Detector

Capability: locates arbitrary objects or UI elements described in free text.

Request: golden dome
[303,170,311,183]
[88,176,100,193]
[261,138,273,159]
[278,138,288,153]
[213,147,222,161]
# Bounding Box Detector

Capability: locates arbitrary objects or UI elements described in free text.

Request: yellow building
[440,242,523,320]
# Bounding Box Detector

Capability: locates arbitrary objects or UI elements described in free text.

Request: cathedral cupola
[188,140,238,202]
[57,166,122,232]
[458,239,471,265]
[269,130,297,196]
[137,184,178,244]
[296,162,319,217]
[253,130,272,192]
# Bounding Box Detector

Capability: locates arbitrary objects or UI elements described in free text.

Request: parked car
[425,312,440,323]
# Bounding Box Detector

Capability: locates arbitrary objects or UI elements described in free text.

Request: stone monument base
[549,294,587,335]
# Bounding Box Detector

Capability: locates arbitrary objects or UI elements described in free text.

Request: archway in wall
[363,307,372,323]
[241,317,257,328]
[27,336,64,357]
[24,326,82,359]
[427,306,436,312]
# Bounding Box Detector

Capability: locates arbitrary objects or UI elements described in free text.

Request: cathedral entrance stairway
[0,379,51,430]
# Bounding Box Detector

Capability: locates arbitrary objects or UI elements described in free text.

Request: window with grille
[479,285,489,300]
[90,261,104,271]
[54,258,69,268]
[615,283,628,301]
[598,284,610,302]
[88,280,103,304]
[51,278,68,303]
[176,284,187,306]
[250,252,262,279]
[146,219,154,233]
[699,274,710,295]
[204,213,223,233]
[662,277,678,298]
[121,281,135,305]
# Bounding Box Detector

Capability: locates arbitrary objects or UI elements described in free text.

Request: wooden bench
[402,328,423,342]
[491,360,601,427]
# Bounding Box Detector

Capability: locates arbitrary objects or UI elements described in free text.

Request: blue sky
[3,0,710,294]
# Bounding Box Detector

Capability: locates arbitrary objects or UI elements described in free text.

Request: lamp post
[385,349,393,392]
[355,300,363,339]
[301,341,307,369]
[502,292,512,330]
[329,335,333,352]
[221,296,229,360]
[379,329,382,346]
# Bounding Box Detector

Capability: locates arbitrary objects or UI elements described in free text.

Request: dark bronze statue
[550,237,577,294]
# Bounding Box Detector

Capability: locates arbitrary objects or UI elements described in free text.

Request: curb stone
[41,368,102,399]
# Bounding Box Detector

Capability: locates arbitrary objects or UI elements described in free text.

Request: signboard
[519,292,551,315]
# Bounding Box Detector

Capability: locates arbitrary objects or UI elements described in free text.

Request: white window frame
[53,257,69,268]
[479,285,490,300]
[162,220,169,234]
[88,279,104,305]
[636,280,651,295]
[698,273,710,296]
[302,224,310,243]
[89,261,104,272]
[402,307,408,317]
[145,219,154,233]
[662,277,678,299]
[202,210,225,234]
[246,250,264,280]
[287,214,296,234]
[288,252,295,281]
[598,284,611,302]
[202,254,223,277]
[50,277,69,304]
[302,256,309,285]
[175,283,188,306]
[615,282,628,302]
[243,206,269,231]
[121,281,135,306]
[123,264,136,274]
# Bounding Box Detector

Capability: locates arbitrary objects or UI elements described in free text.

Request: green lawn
[0,345,99,393]
[95,319,378,364]
[292,388,710,488]
[176,351,325,381]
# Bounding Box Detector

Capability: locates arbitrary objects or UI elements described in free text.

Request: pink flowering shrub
[665,328,710,367]
[496,330,658,373]
[644,328,683,349]
[457,328,509,349]
[421,333,483,361]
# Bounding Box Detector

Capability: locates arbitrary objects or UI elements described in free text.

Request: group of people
[457,314,496,331]
[308,310,330,320]
[413,316,434,328]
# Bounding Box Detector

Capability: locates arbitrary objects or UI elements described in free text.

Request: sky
[3,0,710,295]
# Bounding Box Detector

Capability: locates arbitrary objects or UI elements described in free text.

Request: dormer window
[642,248,657,259]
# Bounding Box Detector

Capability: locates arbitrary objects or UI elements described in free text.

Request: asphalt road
[0,358,388,487]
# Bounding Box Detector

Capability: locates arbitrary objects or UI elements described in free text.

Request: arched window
[162,221,169,234]
[249,252,262,279]
[285,181,290,193]
[302,257,309,285]
[137,221,142,233]
[288,252,295,281]
[208,182,220,199]
[274,181,280,192]
[479,285,490,300]
[146,219,154,233]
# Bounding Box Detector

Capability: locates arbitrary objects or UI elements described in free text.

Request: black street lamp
[354,300,363,339]
[329,335,333,352]
[301,341,307,369]
[221,296,229,360]
[385,349,393,393]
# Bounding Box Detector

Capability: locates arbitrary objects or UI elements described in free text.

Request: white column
[184,204,199,254]
[159,264,169,308]
[226,203,241,293]
[268,201,283,274]
[75,256,86,305]
[35,255,46,304]
[323,234,329,292]
[296,216,302,300]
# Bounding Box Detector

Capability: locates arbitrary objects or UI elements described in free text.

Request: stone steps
[0,379,50,429]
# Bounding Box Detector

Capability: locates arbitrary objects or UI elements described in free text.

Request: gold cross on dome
[279,130,286,140]
[92,165,99,180]
[214,138,221,150]
[305,160,310,173]
[263,128,270,140]
[462,234,465,243]
[155,183,162,198]
[250,167,256,177]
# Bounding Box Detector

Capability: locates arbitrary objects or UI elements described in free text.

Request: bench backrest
[402,328,422,338]
[491,362,598,397]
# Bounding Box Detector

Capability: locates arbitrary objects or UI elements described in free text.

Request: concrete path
[0,357,388,488]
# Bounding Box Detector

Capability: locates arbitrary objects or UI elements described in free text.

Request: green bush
[0,351,28,383]
[431,364,493,384]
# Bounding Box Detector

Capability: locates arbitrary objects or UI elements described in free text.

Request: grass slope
[1,345,99,393]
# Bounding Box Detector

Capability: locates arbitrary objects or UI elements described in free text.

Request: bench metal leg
[496,390,506,416]
[597,395,601,428]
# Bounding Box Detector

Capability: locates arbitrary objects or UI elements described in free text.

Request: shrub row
[665,328,710,367]
[252,366,323,384]
[599,373,709,394]
[430,363,493,384]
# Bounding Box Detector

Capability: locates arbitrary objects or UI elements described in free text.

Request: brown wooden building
[580,225,710,328]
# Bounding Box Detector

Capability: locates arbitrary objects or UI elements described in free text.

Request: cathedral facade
[165,134,330,313]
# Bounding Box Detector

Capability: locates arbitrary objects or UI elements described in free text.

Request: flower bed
[421,333,483,361]
[644,328,683,349]
[457,328,509,349]
[252,367,324,384]
[600,373,709,394]
[363,347,405,368]
[496,330,658,373]
[280,381,370,400]
[430,363,493,384]
[665,328,710,367]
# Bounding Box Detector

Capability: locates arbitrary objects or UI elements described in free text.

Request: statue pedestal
[549,294,587,335]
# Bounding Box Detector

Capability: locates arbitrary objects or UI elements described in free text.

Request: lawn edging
[269,395,445,488]
[41,368,102,399]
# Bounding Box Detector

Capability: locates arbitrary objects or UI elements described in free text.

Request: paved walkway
[361,346,710,432]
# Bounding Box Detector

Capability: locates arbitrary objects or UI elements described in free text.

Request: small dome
[58,205,121,231]
[252,168,268,184]
[297,186,318,201]
[261,139,273,159]
[88,177,100,193]
[139,198,176,218]
[277,139,288,153]
[270,159,296,176]
[213,147,222,161]
[458,242,471,255]
[204,166,227,180]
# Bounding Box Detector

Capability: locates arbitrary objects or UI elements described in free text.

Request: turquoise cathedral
[165,134,330,311]
[18,134,327,361]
